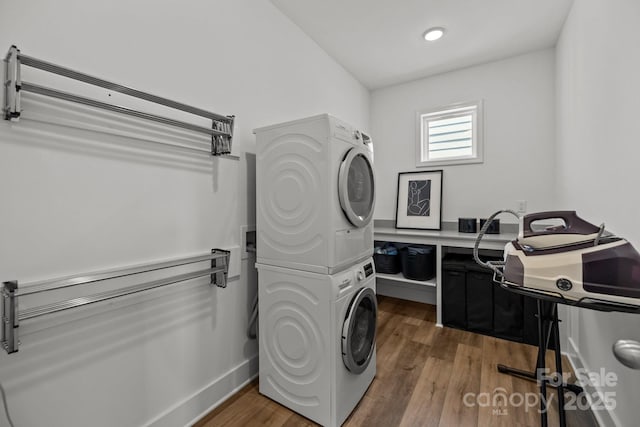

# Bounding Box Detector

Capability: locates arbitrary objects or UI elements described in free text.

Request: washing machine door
[338,148,375,228]
[342,287,377,374]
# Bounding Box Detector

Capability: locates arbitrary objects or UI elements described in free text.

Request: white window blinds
[416,101,483,167]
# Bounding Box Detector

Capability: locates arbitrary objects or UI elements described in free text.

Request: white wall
[0,1,369,426]
[556,0,640,425]
[371,49,557,223]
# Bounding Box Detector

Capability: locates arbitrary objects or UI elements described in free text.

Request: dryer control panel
[331,116,372,149]
[363,262,374,278]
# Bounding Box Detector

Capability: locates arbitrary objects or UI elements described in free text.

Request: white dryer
[254,114,375,274]
[256,258,377,427]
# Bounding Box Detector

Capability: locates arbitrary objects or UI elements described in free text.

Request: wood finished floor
[195,296,598,427]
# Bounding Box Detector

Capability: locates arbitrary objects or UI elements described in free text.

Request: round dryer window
[338,149,375,228]
[342,287,377,374]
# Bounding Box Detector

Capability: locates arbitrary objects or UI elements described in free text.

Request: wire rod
[18,252,227,297]
[20,82,230,138]
[19,266,224,321]
[18,52,232,123]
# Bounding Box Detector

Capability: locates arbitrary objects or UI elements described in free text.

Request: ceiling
[271,0,574,90]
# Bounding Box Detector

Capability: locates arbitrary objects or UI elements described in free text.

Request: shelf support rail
[3,45,234,155]
[1,249,230,354]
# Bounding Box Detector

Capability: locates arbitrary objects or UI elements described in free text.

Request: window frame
[415,100,484,167]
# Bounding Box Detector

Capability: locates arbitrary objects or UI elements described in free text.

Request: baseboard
[143,354,259,427]
[565,338,619,427]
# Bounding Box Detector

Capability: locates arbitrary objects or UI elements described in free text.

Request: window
[416,101,483,167]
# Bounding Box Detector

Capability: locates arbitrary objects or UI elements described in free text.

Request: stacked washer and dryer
[254,114,377,427]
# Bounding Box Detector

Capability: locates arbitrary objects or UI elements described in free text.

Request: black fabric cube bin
[442,255,469,330]
[442,254,526,342]
[442,267,467,329]
[373,242,401,274]
[466,264,494,334]
[399,245,436,281]
[373,252,401,274]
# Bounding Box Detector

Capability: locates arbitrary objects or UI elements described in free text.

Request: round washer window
[342,287,377,374]
[339,149,375,228]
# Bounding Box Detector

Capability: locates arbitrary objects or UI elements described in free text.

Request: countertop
[373,220,517,247]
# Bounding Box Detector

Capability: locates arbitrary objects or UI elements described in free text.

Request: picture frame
[395,170,443,230]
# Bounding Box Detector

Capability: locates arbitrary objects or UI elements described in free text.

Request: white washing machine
[256,258,377,427]
[254,114,375,274]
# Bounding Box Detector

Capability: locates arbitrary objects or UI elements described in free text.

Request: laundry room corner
[0,1,370,426]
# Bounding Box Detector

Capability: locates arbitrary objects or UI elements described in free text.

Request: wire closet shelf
[3,45,235,156]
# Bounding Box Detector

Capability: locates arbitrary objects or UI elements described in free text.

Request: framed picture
[395,170,443,230]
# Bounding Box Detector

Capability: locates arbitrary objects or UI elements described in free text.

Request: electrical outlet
[517,200,527,213]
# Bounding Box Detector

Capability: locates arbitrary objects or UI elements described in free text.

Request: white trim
[375,272,436,287]
[415,100,484,167]
[565,338,620,427]
[142,355,259,427]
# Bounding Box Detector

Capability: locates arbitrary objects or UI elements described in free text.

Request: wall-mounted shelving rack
[1,249,230,354]
[3,45,235,156]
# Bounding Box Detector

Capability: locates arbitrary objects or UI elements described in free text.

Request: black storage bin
[373,244,401,274]
[399,245,436,280]
[493,285,524,341]
[466,262,495,334]
[442,252,531,344]
[442,255,468,330]
[479,218,500,234]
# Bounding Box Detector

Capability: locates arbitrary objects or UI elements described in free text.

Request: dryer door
[338,148,375,228]
[341,287,377,374]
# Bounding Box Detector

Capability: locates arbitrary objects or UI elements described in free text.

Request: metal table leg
[537,299,549,427]
[496,300,581,427]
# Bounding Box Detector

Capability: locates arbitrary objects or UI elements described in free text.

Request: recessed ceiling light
[423,27,445,42]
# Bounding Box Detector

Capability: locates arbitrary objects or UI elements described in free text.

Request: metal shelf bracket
[3,46,21,121]
[211,249,231,288]
[1,281,19,354]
